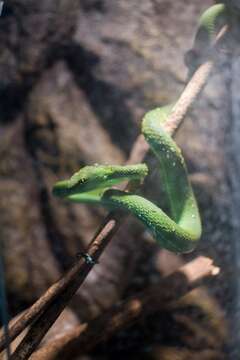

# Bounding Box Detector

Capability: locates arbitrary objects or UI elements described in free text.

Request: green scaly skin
[52,3,231,254]
[53,105,201,253]
[185,3,229,75]
[196,3,227,45]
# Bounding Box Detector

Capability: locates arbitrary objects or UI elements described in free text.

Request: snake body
[53,3,231,254]
[53,104,201,253]
[185,3,228,74]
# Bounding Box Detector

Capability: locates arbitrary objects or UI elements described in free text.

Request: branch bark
[29,256,219,360]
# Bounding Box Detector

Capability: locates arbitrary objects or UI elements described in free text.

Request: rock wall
[1,0,239,358]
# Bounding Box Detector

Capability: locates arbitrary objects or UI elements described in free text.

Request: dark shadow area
[0,2,15,18]
[24,115,75,272]
[0,81,32,124]
[80,0,106,13]
[64,42,138,155]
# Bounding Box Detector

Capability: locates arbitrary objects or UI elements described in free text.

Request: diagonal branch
[30,257,220,360]
[2,25,228,360]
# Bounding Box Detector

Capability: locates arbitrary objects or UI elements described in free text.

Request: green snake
[53,105,201,253]
[185,3,238,73]
[52,3,233,254]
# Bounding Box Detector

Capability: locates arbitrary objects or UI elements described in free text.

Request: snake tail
[185,3,229,74]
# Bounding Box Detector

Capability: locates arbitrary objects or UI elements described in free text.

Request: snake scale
[53,3,232,254]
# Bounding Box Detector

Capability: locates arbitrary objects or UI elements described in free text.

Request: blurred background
[1,0,240,359]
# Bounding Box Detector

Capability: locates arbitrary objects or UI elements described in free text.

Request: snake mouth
[52,180,73,197]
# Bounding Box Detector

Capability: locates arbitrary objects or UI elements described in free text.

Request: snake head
[52,164,148,198]
[52,166,110,197]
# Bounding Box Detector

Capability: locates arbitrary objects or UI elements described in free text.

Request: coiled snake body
[53,105,201,253]
[53,4,231,254]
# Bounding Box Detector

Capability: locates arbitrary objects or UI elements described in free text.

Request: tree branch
[30,256,220,360]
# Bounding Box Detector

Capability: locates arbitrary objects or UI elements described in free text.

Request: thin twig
[5,26,228,360]
[30,257,219,360]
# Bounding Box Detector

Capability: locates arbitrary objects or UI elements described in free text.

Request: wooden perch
[29,256,219,360]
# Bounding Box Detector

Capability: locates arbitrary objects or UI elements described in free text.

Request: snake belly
[53,105,201,253]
